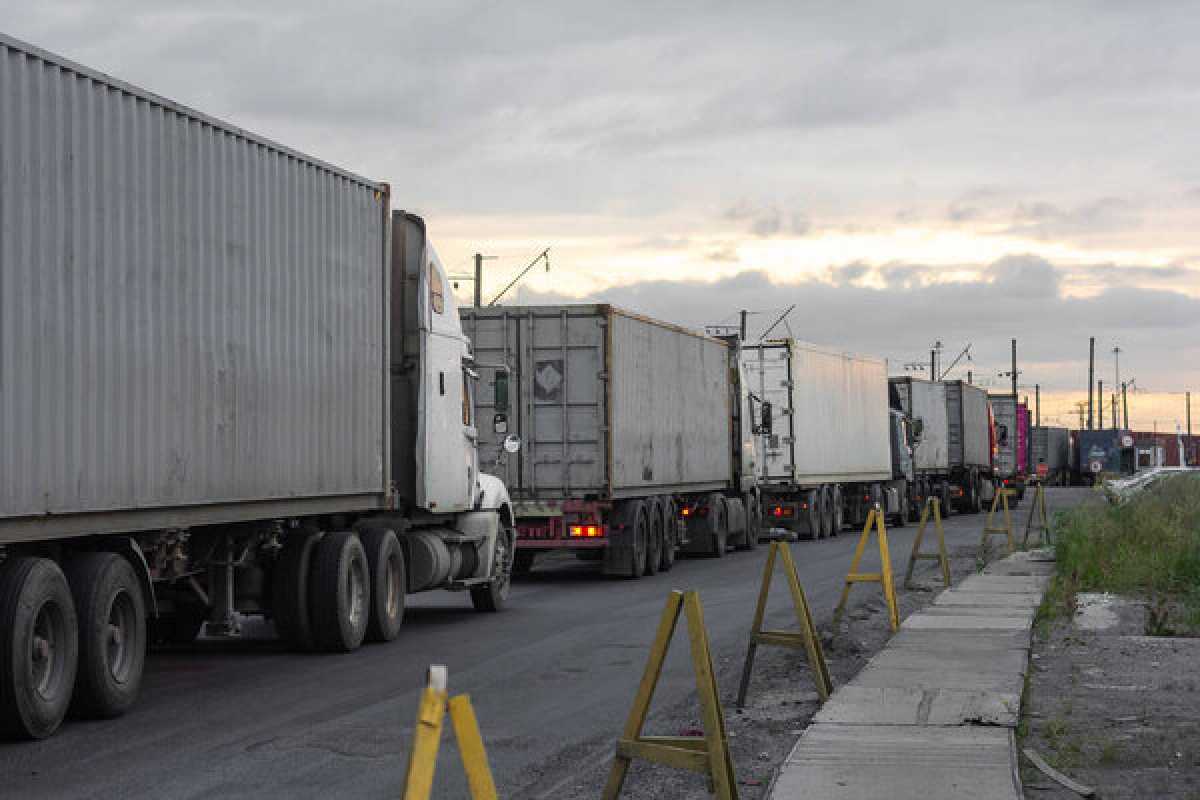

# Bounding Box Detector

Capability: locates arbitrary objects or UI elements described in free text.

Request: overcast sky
[5,1,1198,428]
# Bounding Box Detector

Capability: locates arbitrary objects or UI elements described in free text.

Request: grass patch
[1055,473,1200,634]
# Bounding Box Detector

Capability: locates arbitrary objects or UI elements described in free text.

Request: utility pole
[739,309,749,341]
[1188,391,1192,436]
[1035,384,1040,427]
[1112,345,1122,427]
[930,349,936,381]
[473,253,484,308]
[1122,382,1129,431]
[968,370,973,384]
[1010,339,1018,400]
[1087,336,1095,430]
[1112,394,1118,431]
[1074,401,1087,429]
[1098,380,1104,429]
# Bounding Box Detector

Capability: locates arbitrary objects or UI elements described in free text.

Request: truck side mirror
[760,401,773,436]
[494,370,509,414]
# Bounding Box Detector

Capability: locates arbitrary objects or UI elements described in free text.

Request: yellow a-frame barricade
[903,497,951,589]
[1022,482,1050,547]
[402,666,499,800]
[602,590,738,800]
[736,542,833,709]
[832,505,900,633]
[980,488,1017,555]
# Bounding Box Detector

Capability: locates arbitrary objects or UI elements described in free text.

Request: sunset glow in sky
[6,1,1197,430]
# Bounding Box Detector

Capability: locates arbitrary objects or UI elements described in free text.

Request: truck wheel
[739,494,761,550]
[940,483,954,517]
[972,476,984,513]
[659,498,677,572]
[471,526,514,612]
[821,486,836,539]
[513,551,536,576]
[309,531,370,652]
[829,488,843,536]
[804,490,821,540]
[0,557,79,740]
[272,526,323,651]
[358,527,405,643]
[629,503,648,577]
[64,553,145,718]
[708,494,728,557]
[644,501,662,577]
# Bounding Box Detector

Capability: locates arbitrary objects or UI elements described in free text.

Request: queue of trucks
[0,32,1022,741]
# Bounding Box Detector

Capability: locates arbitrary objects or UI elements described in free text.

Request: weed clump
[1054,473,1200,634]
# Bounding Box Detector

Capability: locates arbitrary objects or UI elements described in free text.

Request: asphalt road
[0,488,1088,799]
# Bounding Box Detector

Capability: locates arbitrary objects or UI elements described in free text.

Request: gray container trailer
[461,304,760,575]
[0,32,516,740]
[943,380,994,512]
[1031,426,1070,484]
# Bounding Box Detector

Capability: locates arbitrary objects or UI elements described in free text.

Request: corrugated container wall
[1031,427,1069,471]
[945,381,991,469]
[890,378,949,473]
[991,395,1018,477]
[0,35,388,524]
[461,305,733,502]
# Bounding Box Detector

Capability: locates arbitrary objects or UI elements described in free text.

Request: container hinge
[781,380,793,388]
[597,371,609,381]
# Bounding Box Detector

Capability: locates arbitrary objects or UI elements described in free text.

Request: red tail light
[569,524,604,538]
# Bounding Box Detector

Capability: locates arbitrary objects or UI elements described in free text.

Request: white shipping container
[743,341,891,486]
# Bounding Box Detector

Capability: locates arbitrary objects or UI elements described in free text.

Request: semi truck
[742,340,911,537]
[460,305,760,577]
[990,395,1028,501]
[889,377,954,515]
[1031,426,1070,484]
[944,380,995,513]
[0,33,515,740]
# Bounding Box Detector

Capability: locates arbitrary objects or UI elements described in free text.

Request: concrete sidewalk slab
[957,574,1050,593]
[934,591,1041,608]
[902,612,1031,631]
[813,685,1020,727]
[854,651,1026,695]
[889,627,1032,651]
[770,724,1022,799]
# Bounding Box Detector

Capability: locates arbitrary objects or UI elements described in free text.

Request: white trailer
[0,33,515,740]
[742,340,911,537]
[461,305,761,577]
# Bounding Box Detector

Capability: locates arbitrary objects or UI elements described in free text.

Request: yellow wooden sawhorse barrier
[832,505,900,633]
[736,542,833,709]
[980,487,1017,555]
[1022,482,1050,547]
[602,590,738,800]
[402,665,499,800]
[903,497,950,590]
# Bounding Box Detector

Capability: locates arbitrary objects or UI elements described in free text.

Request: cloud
[1006,198,1141,240]
[723,201,811,238]
[509,257,1200,394]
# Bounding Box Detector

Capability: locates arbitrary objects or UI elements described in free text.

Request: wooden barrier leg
[448,695,499,800]
[903,500,933,589]
[876,514,900,632]
[934,501,951,587]
[1002,494,1015,553]
[685,593,738,800]
[781,546,833,699]
[832,510,874,624]
[402,670,449,800]
[736,545,777,708]
[601,591,685,800]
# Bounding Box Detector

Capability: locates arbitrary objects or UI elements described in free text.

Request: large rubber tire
[471,526,514,612]
[644,501,662,577]
[0,557,79,740]
[821,486,836,539]
[659,498,678,572]
[358,527,405,643]
[940,483,954,518]
[64,553,146,719]
[804,489,821,540]
[272,526,323,651]
[309,531,370,653]
[709,494,728,557]
[513,550,536,576]
[745,494,762,549]
[830,488,844,537]
[628,502,648,578]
